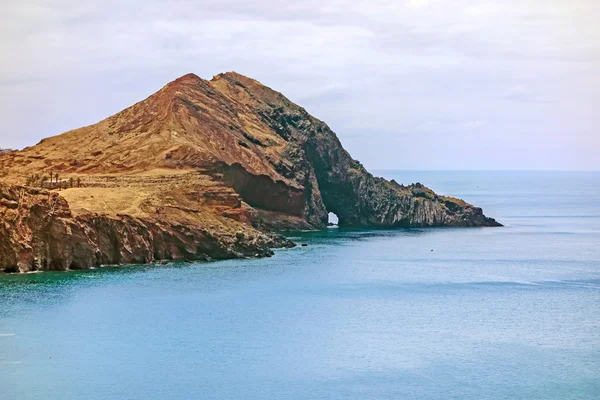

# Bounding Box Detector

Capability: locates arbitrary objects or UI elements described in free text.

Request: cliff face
[217,73,499,228]
[0,184,290,273]
[0,72,500,272]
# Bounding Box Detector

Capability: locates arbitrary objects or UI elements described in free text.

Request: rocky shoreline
[0,184,293,273]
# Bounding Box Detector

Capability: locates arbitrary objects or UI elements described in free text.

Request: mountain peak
[175,72,203,82]
[163,73,205,90]
[212,71,261,86]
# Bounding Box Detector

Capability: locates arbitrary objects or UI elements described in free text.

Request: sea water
[1,171,599,399]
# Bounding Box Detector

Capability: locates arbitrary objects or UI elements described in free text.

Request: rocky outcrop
[0,72,500,272]
[0,184,292,273]
[212,72,501,229]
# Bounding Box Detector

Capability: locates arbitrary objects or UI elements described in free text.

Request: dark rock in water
[301,243,308,247]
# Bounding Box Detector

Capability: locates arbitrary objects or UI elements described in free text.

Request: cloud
[463,120,486,130]
[406,0,431,8]
[416,121,444,132]
[503,85,532,100]
[415,119,486,134]
[0,0,599,170]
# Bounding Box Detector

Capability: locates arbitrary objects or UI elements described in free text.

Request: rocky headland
[0,72,500,272]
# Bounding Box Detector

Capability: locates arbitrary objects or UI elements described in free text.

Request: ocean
[1,171,599,399]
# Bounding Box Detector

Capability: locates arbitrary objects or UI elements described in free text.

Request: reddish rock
[0,184,291,273]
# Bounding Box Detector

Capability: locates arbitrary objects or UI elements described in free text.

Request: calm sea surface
[1,171,599,400]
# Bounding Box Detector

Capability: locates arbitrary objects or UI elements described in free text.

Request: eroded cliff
[0,184,291,273]
[216,73,499,228]
[0,72,500,272]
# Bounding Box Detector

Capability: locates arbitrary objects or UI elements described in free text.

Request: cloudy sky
[2,0,599,170]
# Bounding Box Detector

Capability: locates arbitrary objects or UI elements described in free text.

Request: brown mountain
[0,72,500,272]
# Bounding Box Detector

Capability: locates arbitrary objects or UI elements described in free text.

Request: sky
[1,0,599,170]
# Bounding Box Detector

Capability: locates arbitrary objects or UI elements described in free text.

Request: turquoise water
[1,171,599,399]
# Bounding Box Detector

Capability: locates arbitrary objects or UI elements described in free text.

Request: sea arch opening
[327,212,339,227]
